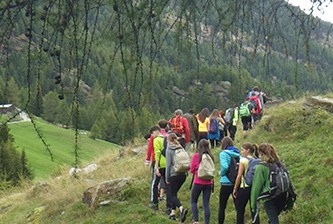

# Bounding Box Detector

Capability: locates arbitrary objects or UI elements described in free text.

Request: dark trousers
[218,185,235,224]
[228,125,237,140]
[241,116,252,131]
[234,187,251,224]
[197,132,208,144]
[167,174,186,209]
[264,193,287,224]
[151,168,165,204]
[191,184,212,224]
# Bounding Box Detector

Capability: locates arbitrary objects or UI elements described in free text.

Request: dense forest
[0,0,333,149]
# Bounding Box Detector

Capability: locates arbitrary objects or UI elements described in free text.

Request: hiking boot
[169,214,176,221]
[149,203,158,211]
[180,208,188,223]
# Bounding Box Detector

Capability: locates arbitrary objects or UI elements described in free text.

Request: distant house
[0,104,16,114]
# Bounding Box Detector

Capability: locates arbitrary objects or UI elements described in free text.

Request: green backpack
[239,102,251,117]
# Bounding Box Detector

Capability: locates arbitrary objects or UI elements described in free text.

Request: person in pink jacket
[190,139,215,224]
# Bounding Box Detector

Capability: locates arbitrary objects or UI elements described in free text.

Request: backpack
[224,108,234,124]
[198,154,215,180]
[244,157,261,185]
[161,136,168,157]
[239,102,251,118]
[161,132,186,157]
[170,116,184,134]
[249,96,262,114]
[208,118,218,134]
[262,161,291,199]
[173,147,190,173]
[226,155,239,184]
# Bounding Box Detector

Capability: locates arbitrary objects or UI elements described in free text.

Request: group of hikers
[144,86,296,223]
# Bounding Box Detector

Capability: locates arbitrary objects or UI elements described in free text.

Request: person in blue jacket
[218,136,240,224]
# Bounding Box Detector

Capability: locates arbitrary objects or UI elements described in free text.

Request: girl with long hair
[196,108,210,143]
[165,133,188,222]
[232,143,260,224]
[218,137,240,224]
[189,139,214,224]
[250,143,287,224]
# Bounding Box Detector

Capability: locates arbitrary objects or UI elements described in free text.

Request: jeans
[191,184,212,224]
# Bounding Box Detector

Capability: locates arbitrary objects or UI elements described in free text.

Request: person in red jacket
[249,93,262,126]
[169,109,190,143]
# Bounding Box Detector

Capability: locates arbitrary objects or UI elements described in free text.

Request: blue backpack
[209,118,218,134]
[244,157,261,185]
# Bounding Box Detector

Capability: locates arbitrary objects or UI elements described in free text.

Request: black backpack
[262,161,292,199]
[226,155,239,184]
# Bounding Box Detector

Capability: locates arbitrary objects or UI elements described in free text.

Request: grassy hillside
[8,118,119,180]
[1,96,333,223]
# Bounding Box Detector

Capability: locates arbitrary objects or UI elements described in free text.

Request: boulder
[131,145,146,155]
[69,163,98,176]
[82,178,131,209]
[304,96,333,113]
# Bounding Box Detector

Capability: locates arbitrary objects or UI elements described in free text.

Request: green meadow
[8,117,119,180]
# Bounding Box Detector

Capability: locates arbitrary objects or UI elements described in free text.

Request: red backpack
[170,116,184,134]
[249,95,261,114]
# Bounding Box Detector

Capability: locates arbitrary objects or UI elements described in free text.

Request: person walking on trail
[218,137,240,224]
[169,109,190,144]
[218,110,226,141]
[225,106,239,141]
[190,139,214,224]
[165,133,188,222]
[149,122,169,211]
[251,143,290,224]
[208,109,224,148]
[232,143,260,224]
[239,99,255,133]
[196,108,210,143]
[183,109,199,151]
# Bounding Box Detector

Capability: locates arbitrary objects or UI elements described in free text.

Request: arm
[153,137,162,176]
[233,158,245,198]
[182,117,190,143]
[233,108,239,125]
[250,165,269,212]
[219,151,230,177]
[217,116,225,125]
[190,153,199,174]
[145,136,154,164]
[165,148,171,182]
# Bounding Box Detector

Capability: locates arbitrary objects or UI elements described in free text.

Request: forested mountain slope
[0,0,333,146]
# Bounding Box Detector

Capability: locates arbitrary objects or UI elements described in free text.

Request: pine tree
[20,149,33,180]
[0,124,33,188]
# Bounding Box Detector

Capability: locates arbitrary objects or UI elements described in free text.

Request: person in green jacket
[250,143,287,224]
